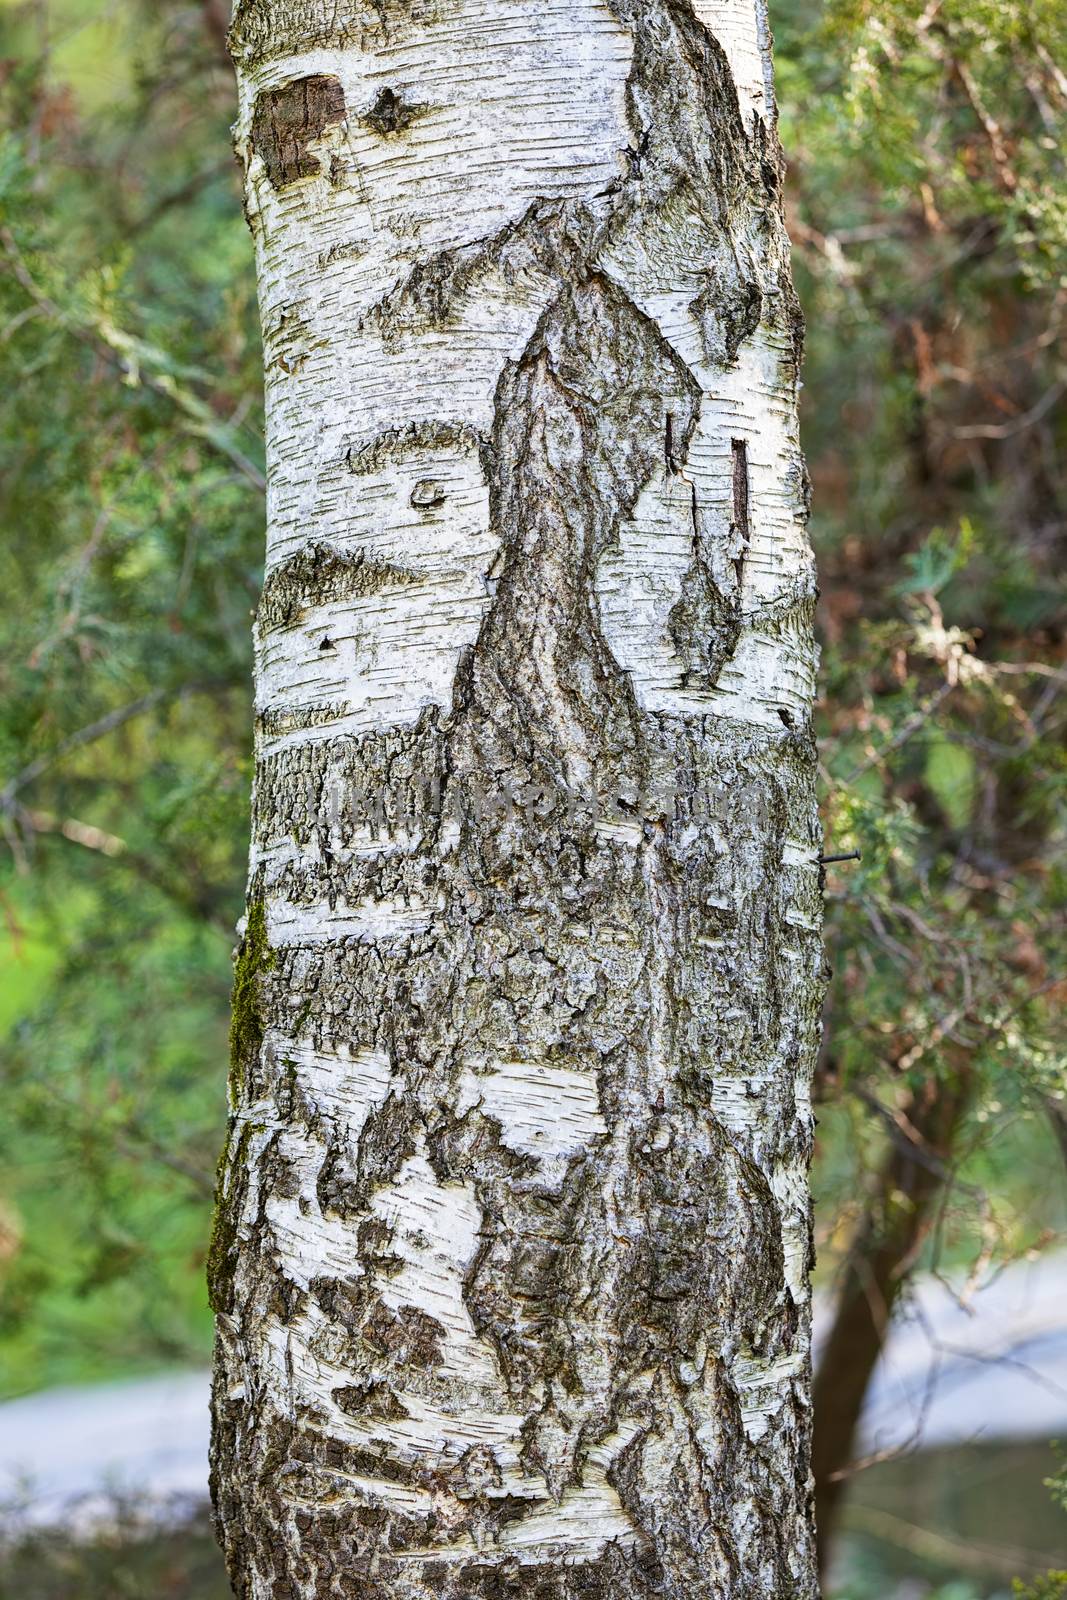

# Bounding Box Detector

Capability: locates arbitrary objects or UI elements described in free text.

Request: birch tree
[210,1,824,1595]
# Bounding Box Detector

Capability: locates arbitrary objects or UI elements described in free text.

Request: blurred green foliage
[775,0,1067,1292]
[0,0,259,1391]
[0,1503,229,1599]
[0,8,1063,1592]
[835,1442,1067,1599]
[1011,1459,1067,1599]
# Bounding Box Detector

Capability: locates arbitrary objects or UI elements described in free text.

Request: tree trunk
[811,1074,972,1574]
[210,3,824,1596]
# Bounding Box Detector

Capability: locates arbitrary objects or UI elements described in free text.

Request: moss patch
[228,893,275,1104]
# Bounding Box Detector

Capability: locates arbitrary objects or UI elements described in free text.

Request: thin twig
[844,681,955,784]
[0,226,265,491]
[841,1504,1047,1581]
[952,379,1066,441]
[0,681,230,812]
[25,810,127,857]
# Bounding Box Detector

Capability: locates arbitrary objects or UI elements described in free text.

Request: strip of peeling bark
[211,2,824,1596]
[811,1072,972,1573]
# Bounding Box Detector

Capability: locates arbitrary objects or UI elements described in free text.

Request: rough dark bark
[211,3,824,1596]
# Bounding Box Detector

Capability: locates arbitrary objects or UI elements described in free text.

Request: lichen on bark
[212,2,823,1596]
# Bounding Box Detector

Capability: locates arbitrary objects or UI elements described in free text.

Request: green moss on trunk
[228,894,275,1103]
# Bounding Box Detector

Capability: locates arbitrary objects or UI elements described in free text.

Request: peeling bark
[212,2,823,1596]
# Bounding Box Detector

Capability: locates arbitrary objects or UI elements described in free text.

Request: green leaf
[924,737,978,829]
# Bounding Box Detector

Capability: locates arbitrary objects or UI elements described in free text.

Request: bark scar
[251,75,346,189]
[361,86,426,137]
[731,436,751,588]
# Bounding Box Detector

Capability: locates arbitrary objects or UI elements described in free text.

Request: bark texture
[211,3,824,1596]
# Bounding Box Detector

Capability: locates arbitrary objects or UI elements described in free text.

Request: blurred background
[0,0,1065,1594]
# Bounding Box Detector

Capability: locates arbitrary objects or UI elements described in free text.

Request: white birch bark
[210,2,824,1595]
